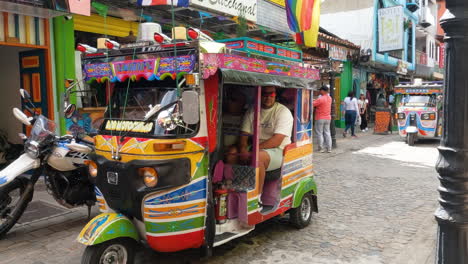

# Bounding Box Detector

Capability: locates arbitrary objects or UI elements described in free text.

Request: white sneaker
[319,149,326,153]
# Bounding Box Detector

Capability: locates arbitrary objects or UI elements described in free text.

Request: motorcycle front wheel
[0,176,32,237]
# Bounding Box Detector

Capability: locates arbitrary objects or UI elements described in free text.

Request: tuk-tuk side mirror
[64,104,77,119]
[182,91,199,125]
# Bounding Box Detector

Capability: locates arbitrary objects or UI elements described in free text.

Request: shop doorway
[19,49,49,119]
[0,46,48,144]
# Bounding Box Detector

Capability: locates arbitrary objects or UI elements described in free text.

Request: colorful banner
[83,55,196,83]
[113,59,156,82]
[200,53,320,80]
[285,0,320,47]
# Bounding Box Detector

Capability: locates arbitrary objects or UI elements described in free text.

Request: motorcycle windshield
[29,115,56,143]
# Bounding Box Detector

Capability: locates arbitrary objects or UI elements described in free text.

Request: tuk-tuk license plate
[107,172,119,185]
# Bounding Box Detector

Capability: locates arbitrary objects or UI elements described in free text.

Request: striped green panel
[34,17,39,45]
[193,155,208,180]
[281,183,298,198]
[145,216,205,234]
[248,198,259,212]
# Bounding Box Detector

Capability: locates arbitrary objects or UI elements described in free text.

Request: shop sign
[328,45,349,61]
[396,60,408,75]
[378,5,404,52]
[190,0,257,22]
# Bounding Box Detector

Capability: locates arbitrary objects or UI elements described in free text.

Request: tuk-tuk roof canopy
[81,41,320,89]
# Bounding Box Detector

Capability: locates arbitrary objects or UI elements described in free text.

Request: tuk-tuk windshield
[402,95,436,107]
[104,83,198,137]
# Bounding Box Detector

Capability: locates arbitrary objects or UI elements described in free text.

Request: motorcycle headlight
[138,167,158,188]
[25,141,40,158]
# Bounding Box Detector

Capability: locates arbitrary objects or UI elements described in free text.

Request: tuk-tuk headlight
[397,113,406,120]
[421,113,436,120]
[85,160,98,177]
[139,167,158,188]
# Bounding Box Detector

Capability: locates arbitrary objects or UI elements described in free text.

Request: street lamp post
[329,72,337,148]
[435,0,468,263]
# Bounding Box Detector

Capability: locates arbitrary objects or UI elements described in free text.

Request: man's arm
[313,96,323,107]
[259,134,287,149]
[239,133,250,153]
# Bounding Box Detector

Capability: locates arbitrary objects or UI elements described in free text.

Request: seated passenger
[227,86,294,198]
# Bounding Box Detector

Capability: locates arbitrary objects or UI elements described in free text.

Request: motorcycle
[0,89,95,237]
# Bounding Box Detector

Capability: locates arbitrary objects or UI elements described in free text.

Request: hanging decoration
[285,0,321,47]
[137,0,189,7]
[92,1,109,17]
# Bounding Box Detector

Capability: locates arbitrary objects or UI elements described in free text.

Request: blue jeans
[345,110,357,136]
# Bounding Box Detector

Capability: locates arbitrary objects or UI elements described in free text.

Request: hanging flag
[285,0,320,47]
[137,0,189,7]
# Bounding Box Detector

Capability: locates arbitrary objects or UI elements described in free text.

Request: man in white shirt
[227,86,293,195]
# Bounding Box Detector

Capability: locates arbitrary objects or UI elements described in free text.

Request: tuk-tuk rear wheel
[81,238,137,264]
[289,193,313,229]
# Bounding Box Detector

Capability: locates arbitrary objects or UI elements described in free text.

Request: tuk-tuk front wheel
[289,193,313,229]
[407,133,416,146]
[81,238,137,264]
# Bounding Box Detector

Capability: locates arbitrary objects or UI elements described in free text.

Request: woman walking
[343,91,359,138]
[358,94,369,132]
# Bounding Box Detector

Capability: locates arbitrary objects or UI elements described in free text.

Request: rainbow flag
[137,0,189,6]
[285,0,320,47]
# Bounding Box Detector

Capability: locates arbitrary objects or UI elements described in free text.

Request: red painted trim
[204,73,219,153]
[146,229,205,252]
[248,197,292,225]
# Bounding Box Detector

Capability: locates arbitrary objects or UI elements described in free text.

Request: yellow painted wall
[73,14,139,37]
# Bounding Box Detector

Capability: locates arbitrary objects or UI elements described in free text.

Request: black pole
[435,1,468,263]
[329,72,337,148]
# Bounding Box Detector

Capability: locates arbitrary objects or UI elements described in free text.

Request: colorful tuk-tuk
[394,81,443,146]
[75,36,320,262]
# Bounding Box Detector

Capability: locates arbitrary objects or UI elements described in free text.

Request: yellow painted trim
[24,16,30,44]
[73,14,139,37]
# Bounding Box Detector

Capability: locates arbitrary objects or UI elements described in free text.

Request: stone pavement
[0,132,439,264]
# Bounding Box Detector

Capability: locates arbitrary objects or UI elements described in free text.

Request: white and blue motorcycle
[0,89,95,237]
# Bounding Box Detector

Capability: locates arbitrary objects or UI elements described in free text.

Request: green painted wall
[53,16,76,134]
[336,61,353,128]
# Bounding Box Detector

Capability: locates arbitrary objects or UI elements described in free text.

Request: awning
[221,69,319,90]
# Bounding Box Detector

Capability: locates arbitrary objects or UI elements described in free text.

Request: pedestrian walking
[343,91,359,138]
[358,94,369,132]
[313,86,332,153]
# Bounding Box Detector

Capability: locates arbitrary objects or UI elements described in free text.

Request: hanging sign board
[68,0,91,16]
[378,5,404,52]
[190,0,257,22]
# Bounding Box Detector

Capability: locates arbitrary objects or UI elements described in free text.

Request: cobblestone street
[0,133,439,264]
